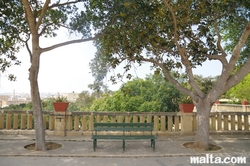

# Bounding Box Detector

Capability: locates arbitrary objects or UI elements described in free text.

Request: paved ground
[0,134,249,166]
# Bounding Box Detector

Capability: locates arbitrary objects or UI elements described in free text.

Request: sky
[0,29,222,94]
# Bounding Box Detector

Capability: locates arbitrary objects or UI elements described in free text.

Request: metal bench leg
[123,140,125,151]
[153,140,155,150]
[93,139,97,151]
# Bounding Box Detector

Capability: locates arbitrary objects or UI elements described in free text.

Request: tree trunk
[29,51,46,151]
[193,100,212,150]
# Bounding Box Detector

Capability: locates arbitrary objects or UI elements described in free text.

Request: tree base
[24,142,62,150]
[183,142,221,151]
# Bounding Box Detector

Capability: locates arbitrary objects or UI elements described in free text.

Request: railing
[211,104,250,112]
[0,111,183,132]
[208,112,250,131]
[0,110,249,135]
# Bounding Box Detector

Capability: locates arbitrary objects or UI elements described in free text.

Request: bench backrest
[93,123,154,132]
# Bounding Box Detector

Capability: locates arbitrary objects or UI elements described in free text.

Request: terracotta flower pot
[178,103,194,113]
[215,100,220,104]
[53,102,69,112]
[241,101,249,105]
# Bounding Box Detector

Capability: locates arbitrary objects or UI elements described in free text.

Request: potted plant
[53,95,69,112]
[215,100,220,104]
[241,99,249,105]
[178,95,194,113]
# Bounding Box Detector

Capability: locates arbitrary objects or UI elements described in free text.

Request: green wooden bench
[91,123,157,151]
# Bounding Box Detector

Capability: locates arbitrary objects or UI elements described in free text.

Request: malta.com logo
[190,154,246,164]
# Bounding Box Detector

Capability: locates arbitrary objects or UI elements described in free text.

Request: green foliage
[179,95,193,104]
[139,101,161,112]
[42,98,54,111]
[53,96,68,102]
[194,75,218,94]
[180,74,218,95]
[75,91,98,110]
[225,74,250,101]
[221,1,250,67]
[0,0,23,80]
[90,74,218,112]
[67,102,79,111]
[91,73,180,112]
[178,74,218,103]
[1,102,32,111]
[88,49,110,92]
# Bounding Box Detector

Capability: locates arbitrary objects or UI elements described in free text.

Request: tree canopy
[0,0,24,80]
[0,0,98,80]
[86,0,250,102]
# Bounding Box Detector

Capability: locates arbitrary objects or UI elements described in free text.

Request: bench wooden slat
[94,127,153,131]
[92,135,125,139]
[123,135,155,139]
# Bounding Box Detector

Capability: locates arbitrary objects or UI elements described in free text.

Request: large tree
[84,0,250,150]
[0,0,101,150]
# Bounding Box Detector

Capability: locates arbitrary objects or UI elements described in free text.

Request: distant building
[0,95,9,101]
[0,95,9,108]
[0,95,31,108]
[67,92,79,102]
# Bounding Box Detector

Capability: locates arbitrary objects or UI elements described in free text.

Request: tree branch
[162,0,180,50]
[162,0,205,99]
[229,22,250,66]
[141,57,199,101]
[224,56,250,92]
[222,22,250,92]
[208,54,228,64]
[41,34,104,53]
[38,23,54,37]
[36,0,50,31]
[25,39,32,62]
[209,22,250,100]
[213,19,227,58]
[49,0,81,9]
[21,0,36,34]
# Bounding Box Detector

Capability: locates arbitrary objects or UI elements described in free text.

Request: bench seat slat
[92,135,125,139]
[92,135,156,139]
[123,135,156,139]
[94,127,153,131]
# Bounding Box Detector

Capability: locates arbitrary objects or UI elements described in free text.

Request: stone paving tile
[0,134,249,157]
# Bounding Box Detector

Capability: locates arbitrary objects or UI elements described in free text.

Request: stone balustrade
[0,110,249,136]
[211,104,250,112]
